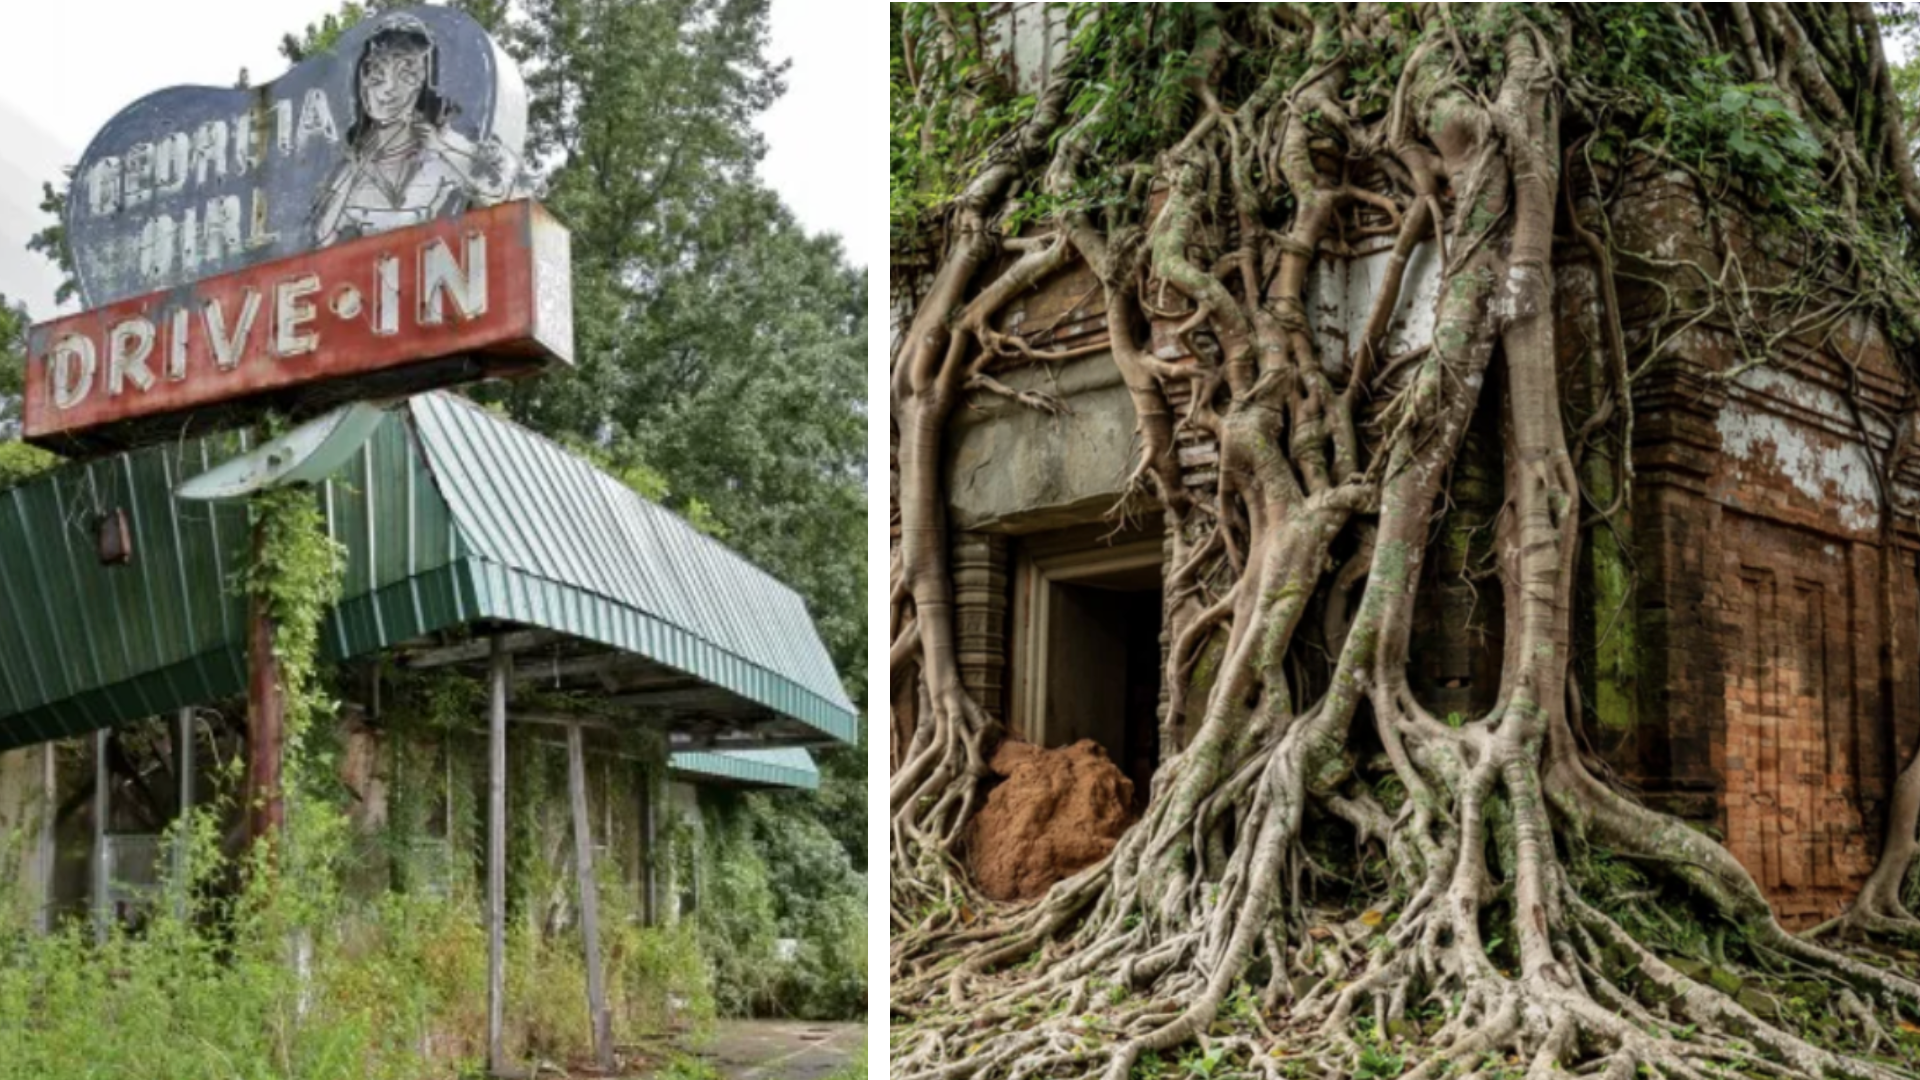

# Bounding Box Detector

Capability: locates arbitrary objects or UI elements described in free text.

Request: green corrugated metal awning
[409,395,856,740]
[670,748,820,790]
[0,393,857,752]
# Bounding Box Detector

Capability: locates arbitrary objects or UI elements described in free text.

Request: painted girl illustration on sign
[312,14,524,247]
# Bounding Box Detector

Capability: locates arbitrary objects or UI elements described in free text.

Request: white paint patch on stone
[890,282,927,361]
[1734,364,1895,444]
[994,3,1070,93]
[1308,256,1347,372]
[1717,365,1882,533]
[1305,240,1441,375]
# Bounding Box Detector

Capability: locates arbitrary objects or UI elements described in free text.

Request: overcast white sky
[0,0,872,319]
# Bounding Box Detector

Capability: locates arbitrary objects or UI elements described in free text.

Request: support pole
[37,741,54,935]
[92,728,109,943]
[245,524,285,845]
[567,724,615,1070]
[174,707,194,917]
[641,765,658,927]
[487,636,511,1076]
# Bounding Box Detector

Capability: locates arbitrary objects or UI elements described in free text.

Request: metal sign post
[487,636,513,1076]
[173,707,194,920]
[38,743,55,935]
[566,722,614,1070]
[642,767,659,927]
[245,532,286,847]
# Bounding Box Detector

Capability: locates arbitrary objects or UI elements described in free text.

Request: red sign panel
[25,199,572,452]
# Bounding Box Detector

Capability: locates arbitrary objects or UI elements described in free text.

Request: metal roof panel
[408,394,856,731]
[669,747,820,790]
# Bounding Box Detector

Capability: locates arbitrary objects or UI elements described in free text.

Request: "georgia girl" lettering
[80,91,341,287]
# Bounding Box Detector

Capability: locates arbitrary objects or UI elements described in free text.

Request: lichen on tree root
[891,5,1920,1078]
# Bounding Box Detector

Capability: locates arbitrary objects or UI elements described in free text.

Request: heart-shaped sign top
[66,5,529,309]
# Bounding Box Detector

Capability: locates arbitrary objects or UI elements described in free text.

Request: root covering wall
[925,163,1920,925]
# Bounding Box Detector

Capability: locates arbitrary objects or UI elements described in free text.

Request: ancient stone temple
[898,156,1920,926]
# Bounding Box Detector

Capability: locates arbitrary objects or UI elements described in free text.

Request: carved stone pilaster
[951,532,1011,723]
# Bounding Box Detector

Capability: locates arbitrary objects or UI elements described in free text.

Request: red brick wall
[1718,517,1875,920]
[1607,165,1919,925]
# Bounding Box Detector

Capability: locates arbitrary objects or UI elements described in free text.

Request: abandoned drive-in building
[0,392,856,1062]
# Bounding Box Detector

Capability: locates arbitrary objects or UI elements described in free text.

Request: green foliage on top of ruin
[891,5,1847,234]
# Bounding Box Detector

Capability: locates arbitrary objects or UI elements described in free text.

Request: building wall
[0,744,52,926]
[1600,167,1920,924]
[0,717,695,934]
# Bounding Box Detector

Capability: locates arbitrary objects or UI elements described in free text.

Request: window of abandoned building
[1009,525,1164,807]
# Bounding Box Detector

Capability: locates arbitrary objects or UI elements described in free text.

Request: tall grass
[0,787,711,1079]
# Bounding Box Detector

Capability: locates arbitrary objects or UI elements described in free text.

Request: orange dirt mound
[967,739,1136,902]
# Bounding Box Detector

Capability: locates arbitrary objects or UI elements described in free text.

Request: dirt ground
[966,739,1136,901]
[683,1020,865,1080]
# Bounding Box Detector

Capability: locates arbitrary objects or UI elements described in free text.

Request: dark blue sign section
[67,5,528,309]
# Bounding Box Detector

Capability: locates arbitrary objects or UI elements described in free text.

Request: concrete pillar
[0,744,55,931]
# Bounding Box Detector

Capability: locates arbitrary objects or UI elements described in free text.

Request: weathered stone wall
[946,355,1139,534]
[921,162,1920,924]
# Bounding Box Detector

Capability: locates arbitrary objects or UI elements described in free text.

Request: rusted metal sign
[25,200,572,452]
[30,6,569,452]
[68,7,528,308]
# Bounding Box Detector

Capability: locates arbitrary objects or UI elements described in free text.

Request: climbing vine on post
[244,484,345,753]
[241,478,346,867]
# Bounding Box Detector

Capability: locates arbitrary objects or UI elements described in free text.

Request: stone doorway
[1010,527,1164,806]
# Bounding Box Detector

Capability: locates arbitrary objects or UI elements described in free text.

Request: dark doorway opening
[1014,532,1164,809]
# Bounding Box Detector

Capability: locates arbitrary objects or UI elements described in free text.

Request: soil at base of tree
[966,739,1136,902]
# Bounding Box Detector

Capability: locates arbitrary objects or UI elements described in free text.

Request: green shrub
[694,793,866,1021]
[0,812,485,1080]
